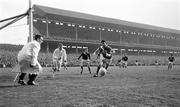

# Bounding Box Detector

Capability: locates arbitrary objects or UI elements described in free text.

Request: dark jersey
[78,52,91,60]
[168,56,175,62]
[122,56,128,61]
[98,45,112,59]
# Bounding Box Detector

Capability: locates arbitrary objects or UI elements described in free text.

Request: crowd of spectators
[1,48,180,68]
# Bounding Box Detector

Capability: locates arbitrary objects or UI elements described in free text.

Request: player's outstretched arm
[78,54,82,60]
[93,48,99,55]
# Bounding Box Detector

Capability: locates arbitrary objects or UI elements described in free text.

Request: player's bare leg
[52,61,57,78]
[52,61,58,72]
[63,62,68,70]
[168,63,172,70]
[93,65,101,77]
[80,66,83,74]
[57,61,60,72]
[87,64,91,74]
[52,63,56,72]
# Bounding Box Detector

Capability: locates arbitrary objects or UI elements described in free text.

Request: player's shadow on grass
[0,84,22,89]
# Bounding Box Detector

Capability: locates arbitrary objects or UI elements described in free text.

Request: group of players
[16,34,115,85]
[52,39,115,77]
[77,40,130,76]
[16,34,176,85]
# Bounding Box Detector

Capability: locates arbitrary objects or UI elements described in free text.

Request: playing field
[0,66,180,107]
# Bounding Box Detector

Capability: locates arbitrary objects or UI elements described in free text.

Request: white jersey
[17,41,40,65]
[53,48,67,61]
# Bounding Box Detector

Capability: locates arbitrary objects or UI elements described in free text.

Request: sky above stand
[0,0,179,45]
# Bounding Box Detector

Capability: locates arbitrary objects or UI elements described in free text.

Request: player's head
[58,43,63,50]
[34,34,43,44]
[84,48,88,52]
[101,40,107,46]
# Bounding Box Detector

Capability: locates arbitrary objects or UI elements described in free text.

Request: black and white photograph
[0,0,180,106]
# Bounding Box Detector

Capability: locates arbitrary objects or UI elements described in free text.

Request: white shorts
[80,59,90,66]
[135,62,138,66]
[168,62,173,65]
[53,58,63,65]
[18,59,42,74]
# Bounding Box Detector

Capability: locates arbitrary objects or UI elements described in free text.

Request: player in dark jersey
[93,40,114,77]
[78,48,91,74]
[168,54,175,70]
[121,53,128,68]
[155,59,159,67]
[135,60,139,66]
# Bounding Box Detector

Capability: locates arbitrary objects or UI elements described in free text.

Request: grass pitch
[0,66,180,107]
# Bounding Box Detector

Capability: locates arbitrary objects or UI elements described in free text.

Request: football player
[121,53,128,68]
[78,48,91,74]
[93,40,114,77]
[17,34,43,85]
[52,43,67,72]
[168,54,175,70]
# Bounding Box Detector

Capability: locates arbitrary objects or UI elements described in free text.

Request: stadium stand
[0,4,173,68]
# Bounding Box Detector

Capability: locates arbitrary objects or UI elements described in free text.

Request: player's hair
[101,40,106,43]
[34,34,43,40]
[84,48,88,51]
[58,43,63,47]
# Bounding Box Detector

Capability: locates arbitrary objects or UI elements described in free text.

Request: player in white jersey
[17,34,43,85]
[52,43,67,72]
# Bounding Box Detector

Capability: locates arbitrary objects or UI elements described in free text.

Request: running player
[93,40,114,77]
[52,43,67,72]
[168,54,175,70]
[135,60,139,66]
[155,59,159,67]
[78,48,91,74]
[121,53,128,68]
